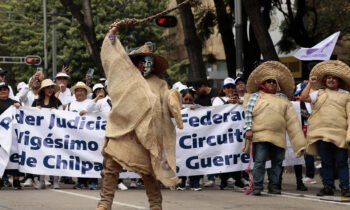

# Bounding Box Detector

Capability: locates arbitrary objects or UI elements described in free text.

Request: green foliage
[0,0,175,87]
[194,6,216,43]
[162,59,188,85]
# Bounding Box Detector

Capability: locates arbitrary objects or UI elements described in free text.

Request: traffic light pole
[43,0,48,78]
[235,0,243,76]
[52,8,57,78]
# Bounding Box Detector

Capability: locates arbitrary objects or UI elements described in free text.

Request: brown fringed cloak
[100,35,183,188]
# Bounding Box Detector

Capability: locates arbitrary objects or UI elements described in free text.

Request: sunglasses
[224,85,235,89]
[265,79,277,84]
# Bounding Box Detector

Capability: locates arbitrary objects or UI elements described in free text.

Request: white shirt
[309,88,349,103]
[58,88,75,105]
[86,96,112,113]
[8,85,15,100]
[212,97,229,106]
[66,99,92,113]
[20,89,39,107]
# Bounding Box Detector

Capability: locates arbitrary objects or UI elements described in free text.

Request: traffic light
[25,55,41,65]
[155,15,177,28]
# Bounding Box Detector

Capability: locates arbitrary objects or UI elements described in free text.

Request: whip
[109,0,190,28]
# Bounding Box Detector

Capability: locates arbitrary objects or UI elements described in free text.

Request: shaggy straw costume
[306,61,350,155]
[96,35,183,210]
[243,61,306,193]
[243,61,306,157]
[304,60,350,195]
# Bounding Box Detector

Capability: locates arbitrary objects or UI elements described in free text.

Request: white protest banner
[176,104,248,176]
[293,31,340,61]
[1,106,106,178]
[176,103,305,176]
[0,102,305,178]
[0,106,142,179]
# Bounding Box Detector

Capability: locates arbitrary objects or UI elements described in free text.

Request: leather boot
[97,155,122,210]
[142,174,162,210]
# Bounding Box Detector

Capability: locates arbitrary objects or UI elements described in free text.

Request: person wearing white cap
[235,77,247,100]
[55,71,75,106]
[212,77,242,106]
[99,78,107,87]
[85,83,111,113]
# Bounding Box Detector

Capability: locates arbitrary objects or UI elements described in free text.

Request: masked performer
[96,22,183,210]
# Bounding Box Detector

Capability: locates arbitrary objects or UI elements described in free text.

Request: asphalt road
[0,172,350,210]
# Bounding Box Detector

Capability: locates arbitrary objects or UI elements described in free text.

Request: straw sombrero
[246,61,295,98]
[71,81,92,94]
[309,60,350,91]
[38,79,60,93]
[128,43,168,75]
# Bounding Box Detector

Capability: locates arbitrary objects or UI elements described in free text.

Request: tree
[176,0,206,80]
[0,0,171,86]
[243,0,279,61]
[213,0,236,78]
[275,0,350,58]
[60,0,103,76]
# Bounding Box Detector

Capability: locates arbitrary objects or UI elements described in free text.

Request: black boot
[341,188,350,197]
[296,183,308,191]
[317,187,334,196]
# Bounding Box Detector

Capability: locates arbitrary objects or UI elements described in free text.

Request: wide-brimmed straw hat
[38,79,60,93]
[309,60,350,91]
[246,61,295,98]
[71,81,92,94]
[128,43,168,75]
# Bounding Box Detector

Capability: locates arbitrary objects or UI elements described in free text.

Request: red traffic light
[25,55,41,65]
[155,15,177,28]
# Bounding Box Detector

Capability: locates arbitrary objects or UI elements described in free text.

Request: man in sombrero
[243,61,306,195]
[300,60,350,197]
[95,23,183,210]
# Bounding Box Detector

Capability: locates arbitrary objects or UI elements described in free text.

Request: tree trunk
[242,0,279,61]
[176,0,206,80]
[60,0,104,76]
[213,0,236,78]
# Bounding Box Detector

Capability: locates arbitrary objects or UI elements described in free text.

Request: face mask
[143,56,153,77]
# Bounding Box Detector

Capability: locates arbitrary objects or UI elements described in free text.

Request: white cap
[92,83,105,92]
[172,81,183,90]
[99,78,106,82]
[222,77,235,86]
[17,82,27,91]
[178,84,188,92]
[104,80,108,87]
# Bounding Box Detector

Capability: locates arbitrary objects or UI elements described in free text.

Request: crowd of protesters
[0,60,350,198]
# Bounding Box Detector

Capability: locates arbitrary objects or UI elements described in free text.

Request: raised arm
[300,76,317,103]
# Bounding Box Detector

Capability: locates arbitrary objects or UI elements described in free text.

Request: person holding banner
[96,22,183,210]
[177,89,202,191]
[243,61,306,196]
[32,79,63,189]
[0,82,21,190]
[300,60,350,197]
[212,77,246,189]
